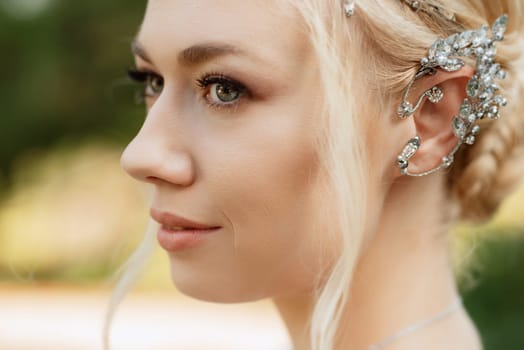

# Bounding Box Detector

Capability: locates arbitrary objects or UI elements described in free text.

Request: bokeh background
[0,0,523,349]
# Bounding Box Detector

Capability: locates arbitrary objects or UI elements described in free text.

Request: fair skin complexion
[121,1,482,349]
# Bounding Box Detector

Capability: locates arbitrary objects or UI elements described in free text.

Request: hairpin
[396,14,509,176]
[400,0,457,23]
[344,0,356,17]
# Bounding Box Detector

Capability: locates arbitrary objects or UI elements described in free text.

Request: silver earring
[397,136,421,174]
[397,85,444,119]
[395,14,509,177]
[397,135,456,176]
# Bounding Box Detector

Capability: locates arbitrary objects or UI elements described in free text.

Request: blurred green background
[0,0,159,286]
[0,0,523,349]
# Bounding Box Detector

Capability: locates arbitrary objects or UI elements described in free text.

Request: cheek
[203,110,326,294]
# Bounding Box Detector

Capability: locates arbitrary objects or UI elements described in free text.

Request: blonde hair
[104,1,524,349]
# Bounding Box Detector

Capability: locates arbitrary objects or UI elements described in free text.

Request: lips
[150,208,221,231]
[151,208,222,252]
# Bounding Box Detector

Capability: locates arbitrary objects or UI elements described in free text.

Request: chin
[169,267,269,304]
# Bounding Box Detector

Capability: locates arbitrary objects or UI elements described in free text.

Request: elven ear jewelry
[342,1,510,177]
[341,1,508,349]
[396,13,509,176]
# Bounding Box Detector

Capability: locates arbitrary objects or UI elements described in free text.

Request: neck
[272,173,481,350]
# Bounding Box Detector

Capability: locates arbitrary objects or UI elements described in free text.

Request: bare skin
[274,171,483,350]
[121,1,483,349]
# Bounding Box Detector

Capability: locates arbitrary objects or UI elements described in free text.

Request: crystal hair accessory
[343,0,356,17]
[400,0,457,23]
[396,14,509,176]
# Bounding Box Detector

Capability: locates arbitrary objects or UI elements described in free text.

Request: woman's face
[121,0,336,302]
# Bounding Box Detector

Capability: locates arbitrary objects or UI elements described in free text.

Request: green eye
[127,69,164,99]
[211,83,241,103]
[146,75,164,96]
[196,74,247,110]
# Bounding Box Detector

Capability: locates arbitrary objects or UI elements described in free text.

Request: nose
[120,108,196,187]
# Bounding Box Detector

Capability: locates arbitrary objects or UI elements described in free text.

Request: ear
[394,66,475,176]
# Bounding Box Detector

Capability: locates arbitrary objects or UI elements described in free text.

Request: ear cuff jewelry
[344,1,510,177]
[396,14,509,176]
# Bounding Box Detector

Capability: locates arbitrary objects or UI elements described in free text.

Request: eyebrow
[131,40,245,67]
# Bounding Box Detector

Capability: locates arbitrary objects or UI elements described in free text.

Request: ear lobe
[402,67,474,174]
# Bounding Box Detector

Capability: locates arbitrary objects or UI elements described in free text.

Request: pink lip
[150,208,220,230]
[150,208,222,252]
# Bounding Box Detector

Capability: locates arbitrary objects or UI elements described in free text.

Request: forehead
[137,0,311,70]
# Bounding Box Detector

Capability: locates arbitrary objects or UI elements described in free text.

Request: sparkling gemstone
[471,125,481,135]
[474,47,485,56]
[497,69,507,79]
[482,74,493,86]
[456,30,473,48]
[442,156,454,167]
[459,99,472,118]
[442,58,465,72]
[410,136,420,147]
[480,57,492,66]
[489,63,501,76]
[436,54,448,66]
[401,145,417,159]
[467,76,480,97]
[494,95,507,106]
[400,138,419,159]
[459,47,472,56]
[427,86,444,103]
[485,46,497,57]
[343,0,355,16]
[397,102,413,117]
[477,62,488,74]
[465,135,476,145]
[446,33,459,48]
[492,14,508,41]
[479,92,490,101]
[471,27,488,47]
[487,110,500,120]
[452,116,467,138]
[429,39,451,61]
[429,39,442,59]
[468,114,477,123]
[397,158,408,169]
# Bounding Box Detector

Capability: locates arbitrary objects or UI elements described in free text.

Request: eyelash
[195,72,248,111]
[126,68,249,112]
[127,69,163,104]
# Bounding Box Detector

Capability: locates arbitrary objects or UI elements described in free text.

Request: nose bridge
[120,96,196,187]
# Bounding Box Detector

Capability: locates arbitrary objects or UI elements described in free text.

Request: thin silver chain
[367,295,463,350]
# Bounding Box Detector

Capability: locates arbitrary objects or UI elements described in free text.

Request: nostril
[145,176,162,184]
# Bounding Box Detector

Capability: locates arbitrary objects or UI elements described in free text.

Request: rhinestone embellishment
[426,86,444,103]
[343,0,355,17]
[395,14,509,176]
[397,136,421,173]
